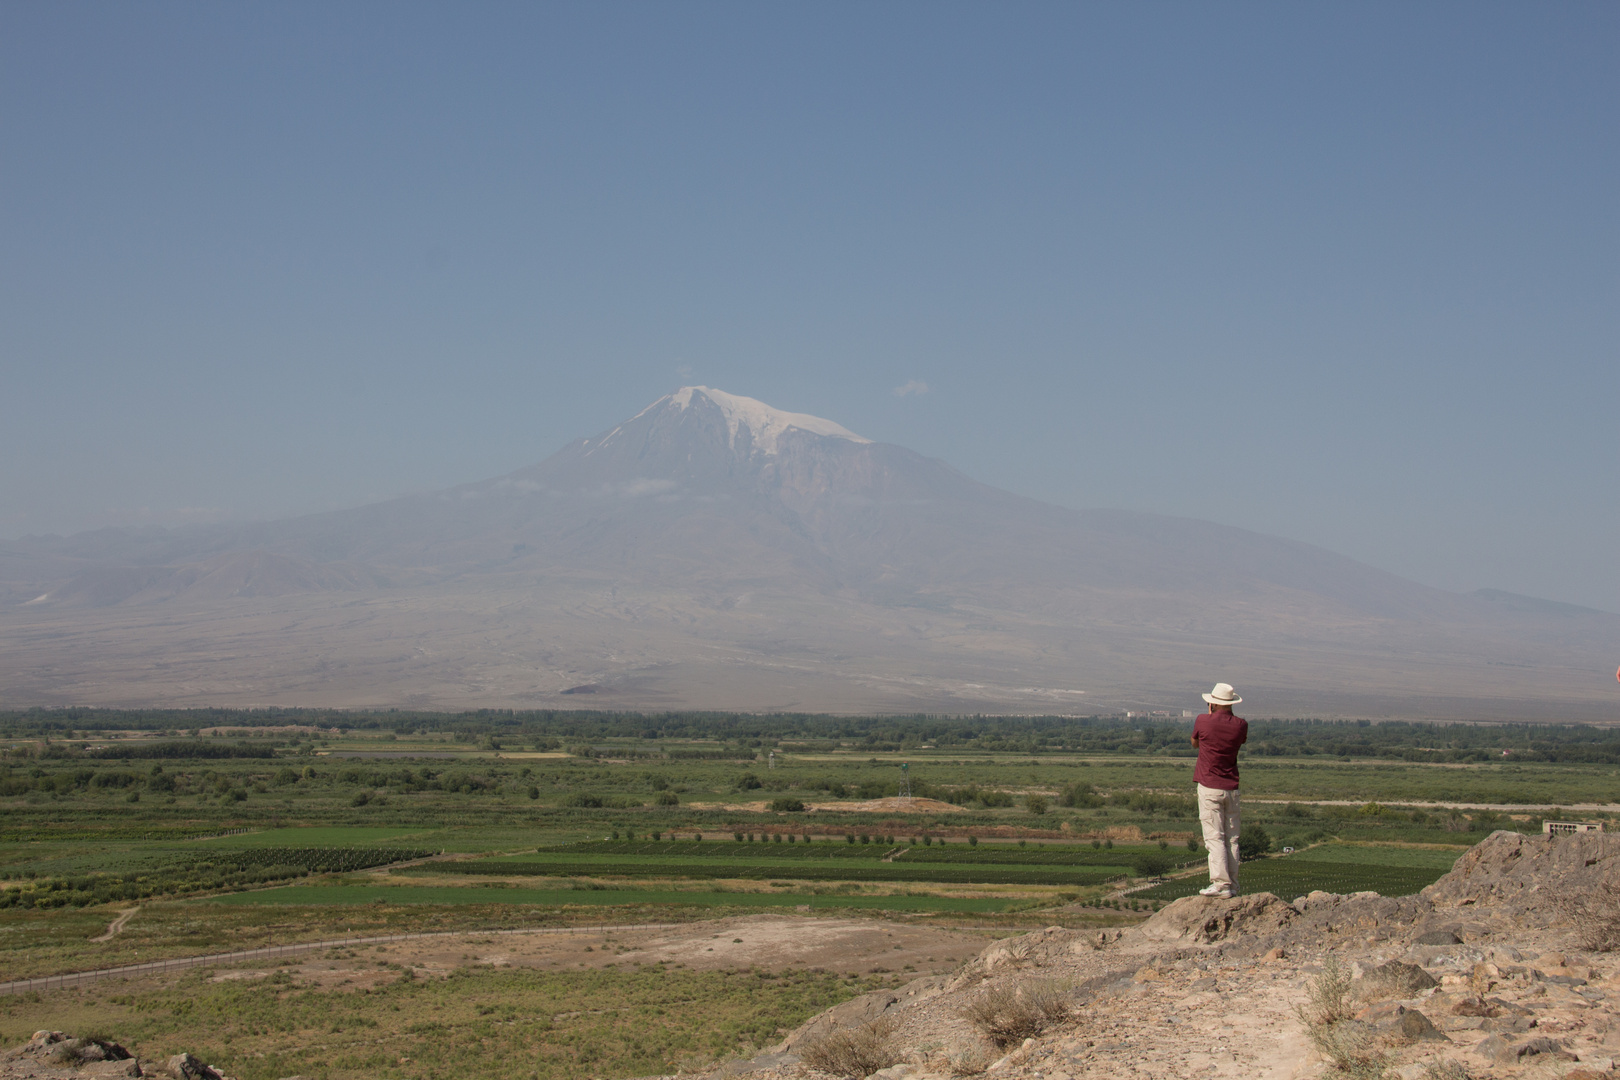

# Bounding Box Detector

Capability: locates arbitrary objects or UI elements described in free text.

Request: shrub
[1294,959,1387,1078]
[768,798,805,812]
[968,836,978,847]
[1059,781,1104,808]
[961,980,1073,1048]
[1187,838,1199,851]
[1026,794,1048,816]
[799,1016,901,1078]
[527,786,540,800]
[656,791,679,806]
[734,832,745,842]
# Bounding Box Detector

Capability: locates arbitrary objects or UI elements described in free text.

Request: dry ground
[195,915,1000,989]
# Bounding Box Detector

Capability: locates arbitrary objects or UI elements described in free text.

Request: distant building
[1543,821,1603,835]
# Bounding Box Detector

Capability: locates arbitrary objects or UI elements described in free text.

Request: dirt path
[89,906,138,943]
[1248,798,1620,812]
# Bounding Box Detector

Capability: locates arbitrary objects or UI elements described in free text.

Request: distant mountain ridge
[3,387,1617,719]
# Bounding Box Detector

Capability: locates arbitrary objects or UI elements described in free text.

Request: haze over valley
[3,388,1614,719]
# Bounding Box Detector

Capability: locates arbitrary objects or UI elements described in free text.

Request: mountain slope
[2,388,1617,718]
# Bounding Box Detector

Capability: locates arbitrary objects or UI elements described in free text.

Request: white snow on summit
[666,387,870,454]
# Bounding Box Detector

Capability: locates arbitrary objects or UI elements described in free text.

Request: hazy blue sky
[4,3,1617,609]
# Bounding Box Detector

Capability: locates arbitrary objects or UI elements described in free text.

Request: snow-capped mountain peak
[666,386,870,454]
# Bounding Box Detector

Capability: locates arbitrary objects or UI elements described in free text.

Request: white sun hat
[1202,682,1242,706]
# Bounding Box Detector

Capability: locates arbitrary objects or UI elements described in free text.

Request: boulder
[1138,893,1296,944]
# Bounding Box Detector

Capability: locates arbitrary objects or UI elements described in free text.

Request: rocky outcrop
[1423,829,1620,912]
[676,831,1620,1079]
[0,1034,240,1080]
[1136,891,1297,944]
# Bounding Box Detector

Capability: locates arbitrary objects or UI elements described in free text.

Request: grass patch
[0,961,896,1080]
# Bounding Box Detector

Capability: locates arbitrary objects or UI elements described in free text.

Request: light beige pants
[1197,783,1241,895]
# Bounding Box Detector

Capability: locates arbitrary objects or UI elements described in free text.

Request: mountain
[3,387,1618,719]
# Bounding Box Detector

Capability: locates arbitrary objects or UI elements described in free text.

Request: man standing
[1190,682,1248,898]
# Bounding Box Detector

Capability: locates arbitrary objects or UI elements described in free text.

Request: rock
[1390,1065,1436,1080]
[1138,893,1296,944]
[1449,995,1501,1017]
[1480,1016,1535,1034]
[1263,946,1287,961]
[1394,1009,1447,1042]
[1353,1003,1448,1043]
[1414,929,1462,945]
[867,1065,923,1079]
[1474,1034,1575,1065]
[1358,959,1439,999]
[167,1052,221,1079]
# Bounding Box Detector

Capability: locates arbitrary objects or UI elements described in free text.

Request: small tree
[1026,794,1048,816]
[1239,826,1273,861]
[968,835,978,847]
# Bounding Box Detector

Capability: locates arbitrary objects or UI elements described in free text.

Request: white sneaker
[1198,884,1233,898]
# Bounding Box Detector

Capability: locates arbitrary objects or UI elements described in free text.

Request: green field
[204,884,1015,912]
[193,826,439,847]
[3,708,1607,1080]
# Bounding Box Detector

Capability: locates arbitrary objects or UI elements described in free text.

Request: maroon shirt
[1192,711,1248,790]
